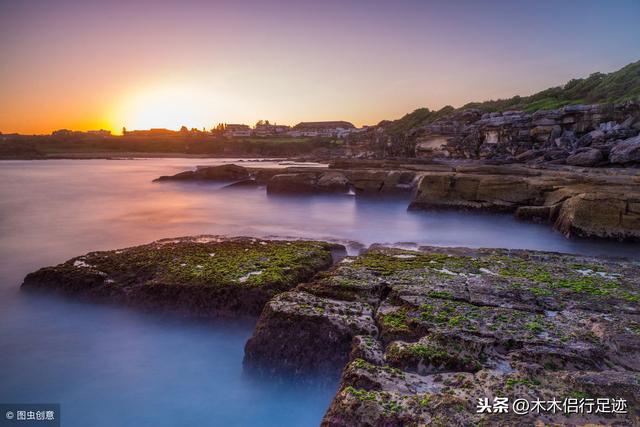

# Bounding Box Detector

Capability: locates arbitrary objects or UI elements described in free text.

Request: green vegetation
[419,300,480,327]
[165,240,332,286]
[463,60,640,112]
[70,239,334,289]
[410,343,448,360]
[505,377,541,390]
[351,249,490,276]
[382,106,455,136]
[528,287,552,297]
[382,309,409,330]
[344,386,378,402]
[0,134,338,159]
[427,290,453,299]
[380,60,640,133]
[418,396,431,408]
[498,259,622,297]
[524,321,545,334]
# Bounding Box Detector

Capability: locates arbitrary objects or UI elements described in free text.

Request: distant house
[224,124,252,137]
[289,121,355,138]
[254,123,290,136]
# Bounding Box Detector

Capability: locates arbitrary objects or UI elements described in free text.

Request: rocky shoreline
[156,162,640,241]
[21,237,640,425]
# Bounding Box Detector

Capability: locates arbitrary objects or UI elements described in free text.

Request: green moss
[570,263,603,271]
[382,308,409,330]
[410,343,448,360]
[498,260,620,297]
[418,396,431,407]
[352,358,370,370]
[505,377,541,389]
[427,290,453,299]
[352,250,491,276]
[419,300,481,330]
[344,386,378,402]
[622,292,640,302]
[524,321,545,334]
[528,287,552,297]
[164,240,333,287]
[383,399,403,414]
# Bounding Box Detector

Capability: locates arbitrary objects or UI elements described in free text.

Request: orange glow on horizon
[107,83,224,134]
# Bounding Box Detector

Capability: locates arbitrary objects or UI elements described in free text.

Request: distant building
[289,121,355,137]
[224,124,252,137]
[87,129,111,137]
[125,128,178,137]
[254,123,290,136]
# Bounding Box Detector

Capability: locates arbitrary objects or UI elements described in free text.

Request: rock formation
[21,236,343,317]
[22,238,640,425]
[244,245,640,426]
[400,102,640,166]
[155,162,640,241]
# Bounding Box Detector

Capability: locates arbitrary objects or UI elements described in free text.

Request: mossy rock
[21,236,343,317]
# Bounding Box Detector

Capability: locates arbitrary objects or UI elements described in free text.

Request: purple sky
[1,0,639,133]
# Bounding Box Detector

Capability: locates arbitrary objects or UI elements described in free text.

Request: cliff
[356,60,640,164]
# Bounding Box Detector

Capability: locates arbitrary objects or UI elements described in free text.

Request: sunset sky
[1,0,639,134]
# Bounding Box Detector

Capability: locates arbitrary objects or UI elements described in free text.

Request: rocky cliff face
[361,102,640,166]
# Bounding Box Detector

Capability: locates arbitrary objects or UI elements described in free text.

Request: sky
[1,0,639,134]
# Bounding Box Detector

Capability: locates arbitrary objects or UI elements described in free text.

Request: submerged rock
[21,236,343,317]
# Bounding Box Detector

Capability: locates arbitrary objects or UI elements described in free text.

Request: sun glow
[111,84,222,133]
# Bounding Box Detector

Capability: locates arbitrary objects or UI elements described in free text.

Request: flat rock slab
[243,245,640,425]
[22,236,343,318]
[154,164,251,182]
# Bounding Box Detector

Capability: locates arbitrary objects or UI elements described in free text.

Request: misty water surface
[0,159,638,427]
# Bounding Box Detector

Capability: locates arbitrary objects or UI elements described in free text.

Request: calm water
[0,159,638,427]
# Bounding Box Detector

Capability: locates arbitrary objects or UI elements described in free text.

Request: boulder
[566,148,604,167]
[610,136,640,165]
[266,172,351,194]
[243,291,377,377]
[266,173,320,194]
[575,130,606,148]
[317,171,350,193]
[554,191,640,240]
[346,170,417,194]
[154,164,250,182]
